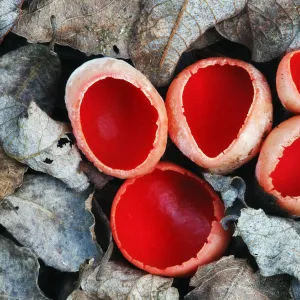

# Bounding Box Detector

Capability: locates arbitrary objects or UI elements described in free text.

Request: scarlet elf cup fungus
[276,50,300,114]
[256,116,300,216]
[166,57,273,174]
[111,162,230,277]
[65,58,168,178]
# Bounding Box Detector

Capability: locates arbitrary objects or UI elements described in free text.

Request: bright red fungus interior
[271,136,300,197]
[114,168,216,269]
[291,52,300,94]
[183,64,254,158]
[80,78,158,170]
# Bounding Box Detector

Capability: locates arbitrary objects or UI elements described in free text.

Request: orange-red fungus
[256,116,300,215]
[111,162,230,277]
[166,57,273,174]
[65,58,168,178]
[277,50,300,114]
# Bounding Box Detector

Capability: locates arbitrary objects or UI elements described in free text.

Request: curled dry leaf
[0,145,26,200]
[69,260,179,300]
[0,174,101,272]
[185,255,291,300]
[236,208,300,280]
[0,0,23,43]
[0,235,48,300]
[203,173,246,210]
[130,0,246,86]
[80,161,113,190]
[202,173,247,229]
[216,0,300,62]
[13,0,140,58]
[0,44,89,191]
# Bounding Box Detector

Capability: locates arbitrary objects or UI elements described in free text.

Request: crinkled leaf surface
[0,174,101,272]
[236,208,300,280]
[69,260,179,300]
[0,235,48,300]
[185,255,291,300]
[13,0,140,58]
[216,0,300,62]
[0,145,26,200]
[0,0,23,43]
[0,44,89,191]
[130,0,246,86]
[203,173,247,229]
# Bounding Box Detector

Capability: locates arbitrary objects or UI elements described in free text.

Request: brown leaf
[0,0,23,43]
[80,161,113,190]
[216,0,300,62]
[68,243,179,300]
[130,0,246,86]
[185,256,291,300]
[0,44,89,191]
[0,146,26,200]
[13,0,140,58]
[0,174,101,272]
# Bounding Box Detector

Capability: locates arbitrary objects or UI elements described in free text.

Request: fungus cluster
[65,52,300,276]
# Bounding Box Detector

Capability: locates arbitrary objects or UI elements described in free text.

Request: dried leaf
[67,290,92,300]
[0,145,26,200]
[185,255,291,300]
[236,208,300,280]
[0,0,23,43]
[0,174,101,272]
[291,278,300,300]
[70,260,179,300]
[203,173,246,210]
[13,0,140,57]
[80,161,113,190]
[0,234,48,300]
[287,31,300,52]
[0,44,89,191]
[216,0,300,62]
[130,0,246,86]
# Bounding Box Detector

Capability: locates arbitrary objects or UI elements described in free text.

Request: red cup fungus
[256,116,300,216]
[276,50,300,114]
[111,162,230,277]
[166,57,273,174]
[65,58,168,178]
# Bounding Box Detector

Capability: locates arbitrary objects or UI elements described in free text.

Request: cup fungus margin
[65,57,168,179]
[256,116,300,216]
[111,162,231,277]
[276,50,300,114]
[166,57,273,174]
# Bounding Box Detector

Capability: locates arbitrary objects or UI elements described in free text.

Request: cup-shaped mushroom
[277,50,300,114]
[65,58,168,178]
[166,57,273,174]
[256,116,300,216]
[111,162,230,277]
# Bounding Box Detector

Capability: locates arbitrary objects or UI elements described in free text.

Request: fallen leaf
[291,278,300,299]
[13,0,140,58]
[0,174,101,272]
[67,290,92,300]
[203,173,246,210]
[0,0,23,43]
[73,261,179,300]
[68,241,179,300]
[235,208,300,280]
[0,44,89,191]
[0,145,26,200]
[130,0,246,86]
[0,234,48,299]
[80,161,113,190]
[216,0,300,62]
[185,255,291,300]
[287,31,300,52]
